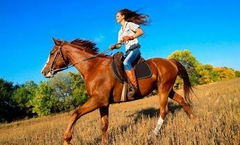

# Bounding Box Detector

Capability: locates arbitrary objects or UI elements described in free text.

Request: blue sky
[1,0,240,84]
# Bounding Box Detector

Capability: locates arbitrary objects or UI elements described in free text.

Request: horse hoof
[189,114,194,119]
[147,132,159,144]
[63,141,71,145]
[147,135,153,144]
[148,131,157,140]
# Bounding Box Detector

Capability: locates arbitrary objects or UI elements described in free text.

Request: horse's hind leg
[169,89,194,118]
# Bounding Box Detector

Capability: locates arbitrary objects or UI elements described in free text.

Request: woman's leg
[123,48,140,97]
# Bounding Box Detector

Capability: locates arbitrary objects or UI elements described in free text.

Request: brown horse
[41,38,194,145]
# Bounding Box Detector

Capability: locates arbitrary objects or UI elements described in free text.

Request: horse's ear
[52,37,61,46]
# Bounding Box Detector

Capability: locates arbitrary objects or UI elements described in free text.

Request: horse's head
[41,38,69,78]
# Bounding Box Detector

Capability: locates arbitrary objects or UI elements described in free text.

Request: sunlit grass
[1,78,240,145]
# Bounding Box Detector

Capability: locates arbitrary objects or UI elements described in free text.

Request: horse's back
[146,57,178,75]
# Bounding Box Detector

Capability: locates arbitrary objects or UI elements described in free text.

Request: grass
[0,78,240,145]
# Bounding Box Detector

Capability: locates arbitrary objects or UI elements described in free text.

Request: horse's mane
[70,38,99,53]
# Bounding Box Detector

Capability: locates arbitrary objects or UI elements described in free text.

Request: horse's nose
[41,70,46,76]
[41,67,47,76]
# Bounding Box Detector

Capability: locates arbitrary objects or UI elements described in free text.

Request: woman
[110,8,149,97]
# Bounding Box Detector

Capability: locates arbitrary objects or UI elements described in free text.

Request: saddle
[111,52,152,101]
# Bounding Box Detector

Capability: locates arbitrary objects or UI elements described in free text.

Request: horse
[41,38,194,145]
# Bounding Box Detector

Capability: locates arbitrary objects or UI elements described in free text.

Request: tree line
[0,72,88,122]
[1,50,239,122]
[168,50,240,88]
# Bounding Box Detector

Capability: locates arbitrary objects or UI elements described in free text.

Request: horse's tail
[170,59,193,105]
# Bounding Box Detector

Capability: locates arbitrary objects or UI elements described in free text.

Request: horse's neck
[68,50,108,79]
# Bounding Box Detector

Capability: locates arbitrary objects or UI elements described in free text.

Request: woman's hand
[109,43,121,50]
[109,44,116,50]
[122,28,143,42]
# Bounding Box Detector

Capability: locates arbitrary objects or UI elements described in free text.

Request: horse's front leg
[151,84,172,136]
[99,106,109,145]
[63,97,102,145]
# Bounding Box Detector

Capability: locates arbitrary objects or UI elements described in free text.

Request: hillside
[0,78,240,145]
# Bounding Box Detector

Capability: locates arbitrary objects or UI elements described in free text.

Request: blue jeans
[123,47,140,70]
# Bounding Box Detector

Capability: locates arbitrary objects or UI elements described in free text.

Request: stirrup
[128,85,138,97]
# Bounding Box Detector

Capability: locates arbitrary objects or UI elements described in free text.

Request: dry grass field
[0,78,240,145]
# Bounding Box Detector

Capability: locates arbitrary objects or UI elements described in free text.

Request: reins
[82,48,112,61]
[49,43,120,74]
[82,42,121,61]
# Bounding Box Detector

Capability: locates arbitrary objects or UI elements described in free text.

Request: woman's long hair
[118,8,150,25]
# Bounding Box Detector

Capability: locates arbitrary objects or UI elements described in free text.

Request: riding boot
[125,68,138,97]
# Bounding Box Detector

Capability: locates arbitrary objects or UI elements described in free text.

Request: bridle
[48,42,71,75]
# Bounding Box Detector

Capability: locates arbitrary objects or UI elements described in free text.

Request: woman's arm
[132,27,143,38]
[122,27,144,42]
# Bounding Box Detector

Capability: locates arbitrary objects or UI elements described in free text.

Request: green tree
[31,72,88,117]
[0,78,15,122]
[68,72,88,108]
[167,49,237,86]
[197,64,211,84]
[12,81,37,116]
[235,70,240,77]
[204,64,221,82]
[166,49,240,86]
[48,72,73,111]
[168,50,201,87]
[30,81,56,116]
